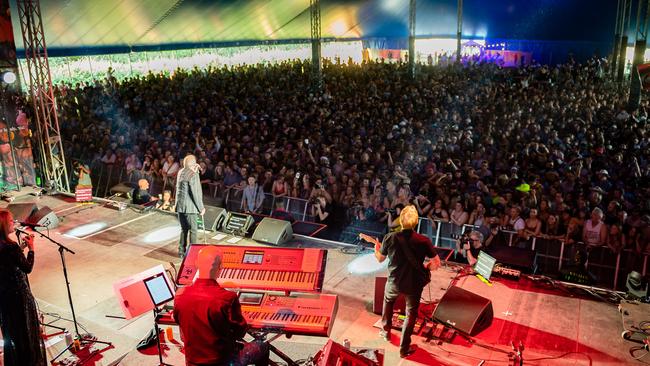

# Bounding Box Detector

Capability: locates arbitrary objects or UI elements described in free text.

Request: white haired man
[175,155,205,257]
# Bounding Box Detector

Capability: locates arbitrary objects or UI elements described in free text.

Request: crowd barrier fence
[84,163,647,290]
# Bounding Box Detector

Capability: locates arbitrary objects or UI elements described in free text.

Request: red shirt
[173,279,247,365]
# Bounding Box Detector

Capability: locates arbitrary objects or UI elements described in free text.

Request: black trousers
[178,212,198,257]
[381,279,422,354]
[191,340,270,366]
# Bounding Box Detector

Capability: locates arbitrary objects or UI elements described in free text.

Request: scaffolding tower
[16,0,69,192]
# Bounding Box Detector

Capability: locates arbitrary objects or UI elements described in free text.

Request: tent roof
[8,0,617,57]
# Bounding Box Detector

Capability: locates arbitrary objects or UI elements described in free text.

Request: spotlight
[626,271,649,300]
[1,71,16,85]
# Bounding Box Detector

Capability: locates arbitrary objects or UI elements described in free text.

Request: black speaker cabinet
[433,286,493,336]
[373,276,406,315]
[487,246,537,274]
[203,206,227,231]
[252,217,293,245]
[7,202,38,222]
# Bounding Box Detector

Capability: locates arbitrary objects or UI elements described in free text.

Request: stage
[0,193,645,366]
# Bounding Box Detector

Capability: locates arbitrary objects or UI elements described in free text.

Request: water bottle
[64,330,73,347]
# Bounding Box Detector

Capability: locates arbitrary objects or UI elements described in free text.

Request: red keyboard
[240,291,338,337]
[157,291,338,337]
[177,244,327,293]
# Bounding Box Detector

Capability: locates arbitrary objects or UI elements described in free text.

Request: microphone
[14,220,46,228]
[15,227,31,236]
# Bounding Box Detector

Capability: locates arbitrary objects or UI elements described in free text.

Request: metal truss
[310,0,322,89]
[16,0,69,192]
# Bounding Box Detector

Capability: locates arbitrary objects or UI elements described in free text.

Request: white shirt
[163,161,180,176]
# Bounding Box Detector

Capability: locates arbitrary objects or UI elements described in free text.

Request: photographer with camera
[309,177,332,204]
[454,230,484,266]
[386,203,405,232]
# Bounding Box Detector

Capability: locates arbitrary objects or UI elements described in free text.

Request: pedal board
[493,265,521,280]
[389,314,425,335]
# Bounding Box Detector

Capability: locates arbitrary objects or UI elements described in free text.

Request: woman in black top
[0,210,46,366]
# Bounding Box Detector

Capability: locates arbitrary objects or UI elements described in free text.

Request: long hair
[0,210,16,244]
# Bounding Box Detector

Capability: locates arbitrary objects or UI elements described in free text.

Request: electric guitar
[359,233,442,271]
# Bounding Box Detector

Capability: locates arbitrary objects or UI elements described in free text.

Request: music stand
[143,273,175,366]
[474,250,497,283]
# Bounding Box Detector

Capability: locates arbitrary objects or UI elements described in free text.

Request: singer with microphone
[175,154,205,258]
[0,209,46,366]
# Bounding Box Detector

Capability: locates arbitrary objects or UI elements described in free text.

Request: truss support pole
[16,0,69,192]
[629,0,650,110]
[456,0,463,63]
[618,0,633,82]
[612,0,623,76]
[408,0,416,78]
[310,0,322,91]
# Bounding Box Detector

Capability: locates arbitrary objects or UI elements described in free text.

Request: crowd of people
[50,57,650,268]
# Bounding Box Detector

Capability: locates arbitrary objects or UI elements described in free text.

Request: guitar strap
[395,232,430,284]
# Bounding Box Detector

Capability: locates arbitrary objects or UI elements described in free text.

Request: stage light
[143,225,181,243]
[63,222,107,238]
[626,271,649,299]
[347,252,388,275]
[1,71,16,84]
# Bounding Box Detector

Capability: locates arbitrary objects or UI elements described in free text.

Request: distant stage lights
[1,71,16,85]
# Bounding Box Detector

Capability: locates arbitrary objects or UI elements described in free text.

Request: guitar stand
[249,331,299,366]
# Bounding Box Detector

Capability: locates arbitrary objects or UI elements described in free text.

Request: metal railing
[415,218,649,290]
[81,165,649,291]
[223,186,315,222]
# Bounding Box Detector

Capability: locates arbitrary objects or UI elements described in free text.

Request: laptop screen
[474,250,497,281]
[143,273,174,306]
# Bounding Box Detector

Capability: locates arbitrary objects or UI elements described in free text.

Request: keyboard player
[173,246,269,366]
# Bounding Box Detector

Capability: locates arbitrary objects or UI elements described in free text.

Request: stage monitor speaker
[252,217,293,245]
[27,206,59,231]
[433,286,493,336]
[7,202,38,223]
[203,206,227,231]
[373,276,405,315]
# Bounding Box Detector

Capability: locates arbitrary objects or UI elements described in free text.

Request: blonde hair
[399,205,419,230]
[182,154,197,169]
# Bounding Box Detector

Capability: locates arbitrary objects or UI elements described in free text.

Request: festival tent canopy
[8,0,618,57]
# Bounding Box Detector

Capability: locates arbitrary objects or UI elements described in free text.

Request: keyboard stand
[153,308,173,366]
[249,330,299,366]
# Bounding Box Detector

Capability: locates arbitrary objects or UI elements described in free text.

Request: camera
[309,197,320,205]
[452,232,471,247]
[386,208,397,216]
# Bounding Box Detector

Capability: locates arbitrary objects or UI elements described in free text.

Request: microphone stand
[24,227,112,362]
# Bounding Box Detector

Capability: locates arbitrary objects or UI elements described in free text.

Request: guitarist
[374,205,441,358]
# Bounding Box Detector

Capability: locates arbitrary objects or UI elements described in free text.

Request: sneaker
[378,330,390,342]
[400,345,417,358]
